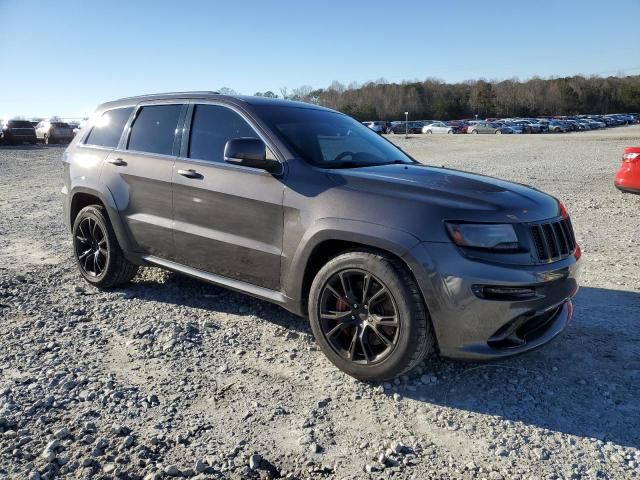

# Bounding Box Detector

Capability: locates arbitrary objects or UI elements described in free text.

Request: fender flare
[68,182,138,256]
[283,217,422,315]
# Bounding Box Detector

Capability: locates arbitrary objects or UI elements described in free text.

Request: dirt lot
[0,127,639,480]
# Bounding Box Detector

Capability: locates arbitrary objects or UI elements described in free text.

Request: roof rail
[116,91,220,101]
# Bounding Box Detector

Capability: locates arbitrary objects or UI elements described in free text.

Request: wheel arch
[284,219,424,316]
[68,185,138,258]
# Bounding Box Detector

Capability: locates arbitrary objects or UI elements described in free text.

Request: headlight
[445,222,519,250]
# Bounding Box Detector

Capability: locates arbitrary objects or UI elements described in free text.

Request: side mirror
[224,138,280,172]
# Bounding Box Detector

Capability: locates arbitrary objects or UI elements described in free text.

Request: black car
[1,120,37,145]
[388,121,423,134]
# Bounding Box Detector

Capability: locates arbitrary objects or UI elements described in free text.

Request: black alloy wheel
[75,216,108,277]
[72,205,139,288]
[318,269,400,365]
[308,251,435,380]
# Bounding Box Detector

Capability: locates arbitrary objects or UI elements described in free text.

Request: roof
[97,91,330,113]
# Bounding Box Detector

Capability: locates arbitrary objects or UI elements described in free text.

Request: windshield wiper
[376,160,412,166]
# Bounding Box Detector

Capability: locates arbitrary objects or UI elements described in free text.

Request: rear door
[172,102,284,290]
[100,101,186,259]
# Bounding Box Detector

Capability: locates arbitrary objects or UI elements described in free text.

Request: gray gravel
[0,127,639,479]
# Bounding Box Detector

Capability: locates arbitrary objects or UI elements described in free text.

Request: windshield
[256,105,414,168]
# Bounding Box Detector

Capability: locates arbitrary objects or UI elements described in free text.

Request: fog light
[472,285,537,301]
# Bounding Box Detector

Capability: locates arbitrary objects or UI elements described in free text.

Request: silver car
[36,120,75,144]
[422,121,455,134]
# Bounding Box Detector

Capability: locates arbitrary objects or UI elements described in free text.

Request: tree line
[253,75,640,121]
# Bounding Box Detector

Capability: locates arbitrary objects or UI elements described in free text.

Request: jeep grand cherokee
[62,92,580,380]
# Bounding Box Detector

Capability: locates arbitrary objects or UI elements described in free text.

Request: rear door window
[85,107,133,148]
[127,104,182,155]
[188,104,258,163]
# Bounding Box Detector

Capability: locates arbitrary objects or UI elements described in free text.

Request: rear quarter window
[84,107,134,148]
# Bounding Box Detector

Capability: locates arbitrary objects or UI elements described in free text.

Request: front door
[172,102,284,291]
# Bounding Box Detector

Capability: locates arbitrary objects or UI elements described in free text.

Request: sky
[1,0,639,119]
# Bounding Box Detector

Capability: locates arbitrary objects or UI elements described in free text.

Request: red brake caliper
[335,298,349,318]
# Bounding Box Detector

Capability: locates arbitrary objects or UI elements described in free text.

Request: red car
[614,147,640,194]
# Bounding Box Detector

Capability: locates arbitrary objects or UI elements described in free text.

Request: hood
[326,163,561,223]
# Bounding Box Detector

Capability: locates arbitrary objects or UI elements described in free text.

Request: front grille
[529,217,576,263]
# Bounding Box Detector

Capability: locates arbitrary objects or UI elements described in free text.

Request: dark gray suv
[62,92,580,380]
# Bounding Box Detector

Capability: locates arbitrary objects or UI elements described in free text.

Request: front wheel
[471,130,478,134]
[72,205,139,288]
[308,251,434,381]
[495,130,502,134]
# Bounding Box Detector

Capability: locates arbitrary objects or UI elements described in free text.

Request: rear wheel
[495,130,502,134]
[308,251,434,381]
[73,205,139,288]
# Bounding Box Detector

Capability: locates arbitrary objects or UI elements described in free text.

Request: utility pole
[404,112,409,138]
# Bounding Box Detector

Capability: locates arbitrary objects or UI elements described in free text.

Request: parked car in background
[584,118,606,129]
[468,122,512,134]
[388,121,422,134]
[70,120,88,137]
[422,121,455,134]
[362,121,388,134]
[0,119,37,145]
[36,120,75,144]
[547,120,571,133]
[63,91,580,380]
[445,120,468,133]
[493,122,522,134]
[614,146,640,194]
[511,120,542,133]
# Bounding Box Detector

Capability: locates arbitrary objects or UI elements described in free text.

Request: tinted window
[85,107,133,148]
[8,120,33,128]
[188,104,257,162]
[128,104,182,155]
[256,105,413,168]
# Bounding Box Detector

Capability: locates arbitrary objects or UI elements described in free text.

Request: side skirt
[142,255,293,310]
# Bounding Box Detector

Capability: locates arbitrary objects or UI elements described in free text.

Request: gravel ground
[0,127,639,480]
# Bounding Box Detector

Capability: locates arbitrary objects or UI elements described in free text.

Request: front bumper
[404,242,580,360]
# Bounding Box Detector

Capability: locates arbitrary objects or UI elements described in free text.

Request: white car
[422,121,455,134]
[362,121,387,134]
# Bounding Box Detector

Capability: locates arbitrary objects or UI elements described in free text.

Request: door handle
[177,169,201,179]
[107,158,127,166]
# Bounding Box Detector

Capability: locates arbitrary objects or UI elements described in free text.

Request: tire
[72,205,139,288]
[495,130,502,134]
[308,250,434,381]
[427,130,432,134]
[44,134,50,145]
[447,130,453,134]
[471,130,478,134]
